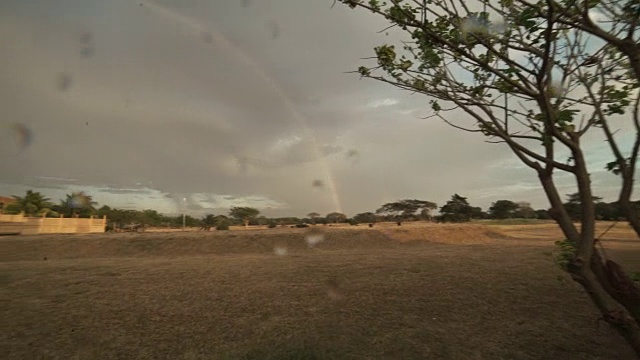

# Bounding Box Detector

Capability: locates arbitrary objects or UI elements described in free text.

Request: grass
[1,223,639,359]
[475,218,555,226]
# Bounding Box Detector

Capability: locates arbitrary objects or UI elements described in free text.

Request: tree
[255,216,270,226]
[96,205,111,215]
[141,209,163,226]
[469,206,487,220]
[274,217,302,226]
[325,212,347,223]
[183,215,201,228]
[228,207,259,227]
[216,218,231,231]
[535,209,552,220]
[564,192,604,221]
[339,0,640,352]
[489,200,519,219]
[376,199,437,221]
[595,202,619,221]
[213,215,230,225]
[8,190,55,217]
[440,194,474,223]
[201,214,217,230]
[56,192,97,218]
[307,212,321,224]
[353,212,378,224]
[514,202,536,219]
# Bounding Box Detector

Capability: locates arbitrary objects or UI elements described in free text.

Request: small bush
[216,221,230,231]
[553,239,576,271]
[267,222,277,229]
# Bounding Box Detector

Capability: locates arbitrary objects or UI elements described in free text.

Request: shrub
[216,221,230,231]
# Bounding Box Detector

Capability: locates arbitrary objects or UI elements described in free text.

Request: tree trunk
[539,169,640,357]
[619,199,640,238]
[569,258,640,357]
[618,168,640,237]
[619,41,640,85]
[538,172,579,241]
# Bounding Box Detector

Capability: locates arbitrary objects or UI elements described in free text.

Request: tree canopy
[489,200,519,219]
[439,194,475,222]
[376,199,437,220]
[7,190,55,217]
[353,212,378,224]
[228,207,260,226]
[326,212,348,223]
[56,192,97,218]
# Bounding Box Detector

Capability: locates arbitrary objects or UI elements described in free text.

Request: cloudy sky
[0,0,632,217]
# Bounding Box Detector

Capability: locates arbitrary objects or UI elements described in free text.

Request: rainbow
[138,1,343,213]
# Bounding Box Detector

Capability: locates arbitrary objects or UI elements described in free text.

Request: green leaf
[374,44,397,70]
[413,78,426,90]
[358,66,371,76]
[556,109,579,125]
[500,0,514,7]
[586,0,601,8]
[345,0,363,9]
[398,59,412,71]
[605,160,626,175]
[515,7,537,30]
[368,0,380,11]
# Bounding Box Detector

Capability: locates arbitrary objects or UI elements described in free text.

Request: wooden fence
[0,213,107,235]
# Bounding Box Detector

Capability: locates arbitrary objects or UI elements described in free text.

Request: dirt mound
[0,224,519,262]
[379,223,506,245]
[0,227,407,262]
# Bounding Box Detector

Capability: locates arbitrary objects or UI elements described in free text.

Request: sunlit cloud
[366,98,399,108]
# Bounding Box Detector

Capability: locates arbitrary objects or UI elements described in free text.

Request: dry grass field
[1,222,639,359]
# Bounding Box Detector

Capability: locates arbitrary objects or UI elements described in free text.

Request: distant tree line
[2,190,636,231]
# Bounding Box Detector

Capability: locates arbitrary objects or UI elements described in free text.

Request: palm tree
[10,190,54,217]
[56,192,98,218]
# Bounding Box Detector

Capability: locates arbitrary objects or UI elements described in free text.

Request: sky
[0,0,634,217]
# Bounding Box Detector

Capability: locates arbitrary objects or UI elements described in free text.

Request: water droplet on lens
[56,73,72,91]
[266,21,280,39]
[274,246,288,256]
[80,46,95,58]
[305,228,324,248]
[326,277,345,301]
[9,123,33,153]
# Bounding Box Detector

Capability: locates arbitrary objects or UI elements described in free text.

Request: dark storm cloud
[98,188,155,195]
[0,0,628,216]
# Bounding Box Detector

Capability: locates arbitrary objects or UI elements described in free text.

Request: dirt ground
[1,222,639,359]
